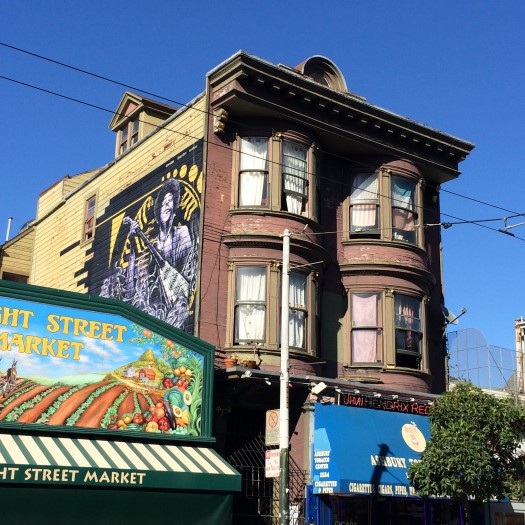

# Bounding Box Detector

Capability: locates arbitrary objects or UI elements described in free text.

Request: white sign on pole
[265,449,280,478]
[265,409,280,446]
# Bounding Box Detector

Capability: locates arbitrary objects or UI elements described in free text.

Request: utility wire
[1,39,514,219]
[1,46,524,241]
[2,71,524,242]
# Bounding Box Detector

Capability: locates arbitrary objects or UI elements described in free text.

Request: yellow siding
[36,170,98,220]
[31,97,206,293]
[0,227,35,279]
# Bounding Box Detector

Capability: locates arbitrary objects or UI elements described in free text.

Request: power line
[2,71,524,242]
[1,48,524,242]
[1,39,510,218]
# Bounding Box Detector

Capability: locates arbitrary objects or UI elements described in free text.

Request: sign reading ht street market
[0,281,214,438]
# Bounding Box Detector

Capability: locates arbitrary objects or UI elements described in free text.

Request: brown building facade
[1,52,474,524]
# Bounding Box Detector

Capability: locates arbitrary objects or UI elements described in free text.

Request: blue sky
[1,1,524,352]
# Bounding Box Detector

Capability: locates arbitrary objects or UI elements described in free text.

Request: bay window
[350,293,382,363]
[234,266,266,343]
[235,134,318,220]
[395,294,422,369]
[348,169,421,245]
[239,137,269,206]
[289,272,307,349]
[348,290,425,370]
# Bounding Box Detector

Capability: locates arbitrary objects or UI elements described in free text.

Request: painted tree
[408,382,525,525]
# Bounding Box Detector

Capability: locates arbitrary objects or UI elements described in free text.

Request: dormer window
[110,92,177,158]
[119,119,139,155]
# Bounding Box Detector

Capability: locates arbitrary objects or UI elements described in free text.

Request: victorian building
[0,52,474,524]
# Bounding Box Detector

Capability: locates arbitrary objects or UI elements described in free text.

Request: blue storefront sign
[312,403,430,497]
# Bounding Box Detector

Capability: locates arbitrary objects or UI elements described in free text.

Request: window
[239,137,269,206]
[395,294,422,369]
[234,267,266,343]
[235,134,318,220]
[282,140,308,214]
[119,119,139,155]
[350,293,382,363]
[289,272,307,349]
[83,195,96,242]
[391,176,417,243]
[350,173,379,235]
[348,170,420,244]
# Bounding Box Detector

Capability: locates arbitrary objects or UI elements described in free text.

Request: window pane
[239,138,268,206]
[392,176,417,242]
[235,267,266,342]
[395,295,422,358]
[351,293,380,363]
[283,141,308,214]
[350,173,379,232]
[391,176,415,211]
[289,272,307,349]
[240,138,268,171]
[84,196,96,240]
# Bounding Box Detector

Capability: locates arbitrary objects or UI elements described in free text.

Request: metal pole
[279,229,290,525]
[5,217,13,242]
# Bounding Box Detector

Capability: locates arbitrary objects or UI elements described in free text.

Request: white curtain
[351,293,378,362]
[350,173,379,230]
[235,267,266,341]
[289,272,306,348]
[283,141,307,214]
[239,137,268,206]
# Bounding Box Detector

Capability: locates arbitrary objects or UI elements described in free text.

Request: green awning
[0,433,240,492]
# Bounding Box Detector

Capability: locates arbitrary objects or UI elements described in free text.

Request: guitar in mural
[123,217,189,308]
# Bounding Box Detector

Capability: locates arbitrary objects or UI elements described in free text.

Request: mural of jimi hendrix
[91,145,202,333]
[123,179,197,329]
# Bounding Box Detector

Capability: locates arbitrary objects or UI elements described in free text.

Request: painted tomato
[132,413,144,425]
[157,417,170,432]
[162,378,174,388]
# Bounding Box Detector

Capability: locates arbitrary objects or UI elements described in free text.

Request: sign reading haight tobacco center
[0,282,211,438]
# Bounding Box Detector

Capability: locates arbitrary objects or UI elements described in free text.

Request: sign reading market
[0,281,214,439]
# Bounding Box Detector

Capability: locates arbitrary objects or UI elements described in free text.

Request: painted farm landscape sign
[0,283,210,438]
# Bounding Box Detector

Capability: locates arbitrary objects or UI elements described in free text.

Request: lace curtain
[282,141,307,214]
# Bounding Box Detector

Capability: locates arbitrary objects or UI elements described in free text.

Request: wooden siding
[0,226,35,279]
[36,171,97,220]
[30,96,206,293]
